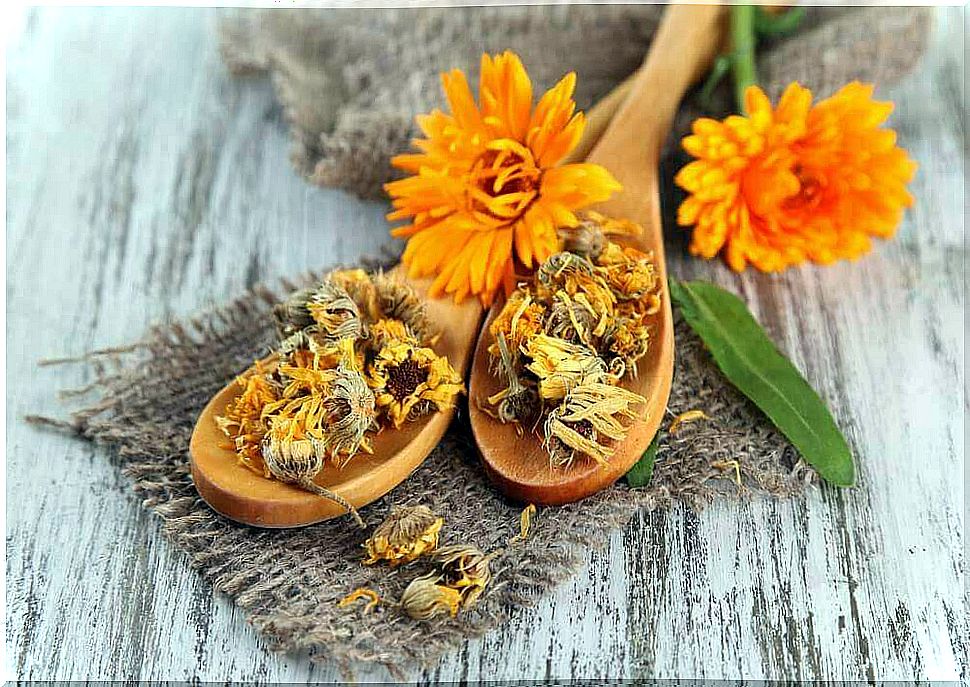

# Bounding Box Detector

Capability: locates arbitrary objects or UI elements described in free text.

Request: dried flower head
[433,544,493,610]
[328,268,380,321]
[488,289,546,358]
[367,340,464,429]
[524,334,607,401]
[306,282,366,342]
[368,317,419,350]
[400,573,463,620]
[215,362,280,477]
[264,361,376,466]
[543,381,645,467]
[373,271,438,345]
[274,286,317,339]
[363,505,444,567]
[595,243,661,304]
[484,332,539,427]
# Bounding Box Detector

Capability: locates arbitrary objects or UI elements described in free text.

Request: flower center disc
[386,358,427,401]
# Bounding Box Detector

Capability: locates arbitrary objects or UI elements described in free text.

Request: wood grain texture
[6,6,967,682]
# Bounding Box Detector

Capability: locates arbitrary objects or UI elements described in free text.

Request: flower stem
[730,5,758,114]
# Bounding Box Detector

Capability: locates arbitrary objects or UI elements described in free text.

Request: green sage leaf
[669,279,855,486]
[625,432,660,488]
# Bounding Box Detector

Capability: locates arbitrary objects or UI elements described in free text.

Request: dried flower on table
[400,544,494,619]
[363,505,444,567]
[215,266,464,524]
[400,574,463,620]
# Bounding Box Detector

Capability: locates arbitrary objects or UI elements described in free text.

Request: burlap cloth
[38,6,931,676]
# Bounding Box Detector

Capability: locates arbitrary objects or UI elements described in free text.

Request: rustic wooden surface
[6,6,967,682]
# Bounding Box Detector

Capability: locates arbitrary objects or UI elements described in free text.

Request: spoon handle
[585,4,725,229]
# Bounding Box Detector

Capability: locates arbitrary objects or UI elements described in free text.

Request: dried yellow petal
[669,409,710,435]
[338,587,380,613]
[511,503,536,543]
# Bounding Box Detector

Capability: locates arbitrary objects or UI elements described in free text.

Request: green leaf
[669,279,855,487]
[625,432,660,488]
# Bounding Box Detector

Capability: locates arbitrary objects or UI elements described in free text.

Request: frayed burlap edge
[31,269,813,677]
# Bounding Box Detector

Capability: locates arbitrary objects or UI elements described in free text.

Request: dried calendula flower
[264,361,377,467]
[215,361,280,477]
[363,505,444,567]
[307,282,367,342]
[369,317,419,349]
[596,242,661,306]
[373,270,438,345]
[328,268,380,321]
[433,544,493,610]
[543,381,645,467]
[400,573,462,620]
[525,334,607,401]
[484,333,539,427]
[367,340,464,429]
[488,289,546,358]
[274,285,317,339]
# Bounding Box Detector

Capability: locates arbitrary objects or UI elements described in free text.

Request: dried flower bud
[328,268,380,321]
[274,286,317,338]
[400,574,462,620]
[307,282,366,342]
[433,544,493,609]
[559,219,606,259]
[536,252,595,293]
[373,271,437,345]
[363,505,444,567]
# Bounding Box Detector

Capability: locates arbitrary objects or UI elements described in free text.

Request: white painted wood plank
[6,6,967,682]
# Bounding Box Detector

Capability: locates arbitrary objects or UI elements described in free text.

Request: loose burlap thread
[39,269,811,674]
[37,5,932,674]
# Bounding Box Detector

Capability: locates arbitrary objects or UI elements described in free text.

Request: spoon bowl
[468,4,724,505]
[190,269,482,528]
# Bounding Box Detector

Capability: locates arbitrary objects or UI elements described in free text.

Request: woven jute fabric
[219,5,932,199]
[41,269,811,675]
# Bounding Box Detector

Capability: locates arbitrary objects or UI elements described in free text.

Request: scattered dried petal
[669,409,710,435]
[338,587,381,613]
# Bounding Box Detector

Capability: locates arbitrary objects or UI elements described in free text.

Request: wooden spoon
[468,4,725,505]
[190,268,482,528]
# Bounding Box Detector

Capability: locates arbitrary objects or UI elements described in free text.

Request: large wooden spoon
[468,4,725,505]
[190,269,482,528]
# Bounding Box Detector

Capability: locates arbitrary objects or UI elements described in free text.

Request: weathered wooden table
[7,6,967,682]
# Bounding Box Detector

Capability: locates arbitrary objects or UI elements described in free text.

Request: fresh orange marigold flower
[676,82,917,272]
[385,51,621,305]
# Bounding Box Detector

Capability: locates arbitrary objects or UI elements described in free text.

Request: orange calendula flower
[676,82,917,272]
[385,51,621,305]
